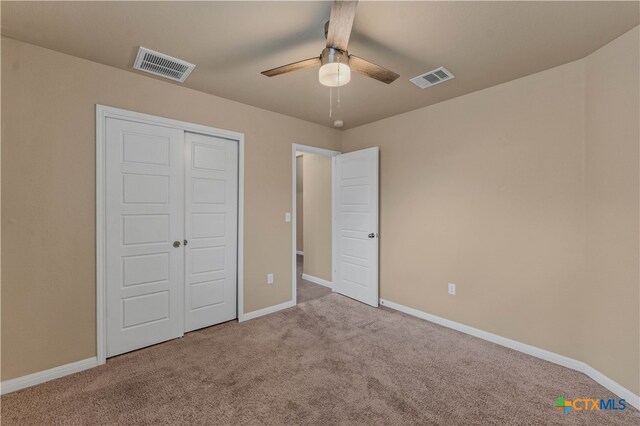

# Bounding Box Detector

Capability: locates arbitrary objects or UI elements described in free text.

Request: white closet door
[334,147,379,307]
[105,118,185,357]
[184,133,238,332]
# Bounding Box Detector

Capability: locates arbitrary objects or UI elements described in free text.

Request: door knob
[173,241,181,248]
[368,233,378,238]
[184,240,188,246]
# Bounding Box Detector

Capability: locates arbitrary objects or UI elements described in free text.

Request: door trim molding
[96,105,245,365]
[380,298,640,410]
[291,144,340,307]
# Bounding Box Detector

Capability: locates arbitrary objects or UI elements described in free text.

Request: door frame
[96,105,245,365]
[291,144,340,306]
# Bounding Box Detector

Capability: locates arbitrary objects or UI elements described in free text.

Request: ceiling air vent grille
[133,47,195,82]
[410,66,454,89]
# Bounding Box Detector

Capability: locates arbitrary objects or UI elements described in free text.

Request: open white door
[334,147,379,307]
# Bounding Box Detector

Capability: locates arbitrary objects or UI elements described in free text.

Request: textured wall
[343,60,587,364]
[583,27,639,394]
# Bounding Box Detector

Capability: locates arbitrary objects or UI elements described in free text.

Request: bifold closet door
[184,133,238,332]
[105,118,185,357]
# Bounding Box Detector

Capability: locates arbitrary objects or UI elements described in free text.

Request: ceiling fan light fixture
[319,48,350,87]
[261,2,398,86]
[319,62,351,87]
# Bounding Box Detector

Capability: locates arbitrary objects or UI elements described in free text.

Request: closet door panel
[184,133,238,331]
[105,118,185,357]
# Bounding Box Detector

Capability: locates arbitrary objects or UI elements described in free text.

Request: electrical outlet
[267,273,274,285]
[448,283,456,295]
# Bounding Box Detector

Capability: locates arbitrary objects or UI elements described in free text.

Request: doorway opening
[292,144,340,305]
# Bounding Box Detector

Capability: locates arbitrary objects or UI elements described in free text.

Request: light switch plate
[285,212,291,222]
[267,273,274,285]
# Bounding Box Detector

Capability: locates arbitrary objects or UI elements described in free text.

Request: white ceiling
[2,1,638,129]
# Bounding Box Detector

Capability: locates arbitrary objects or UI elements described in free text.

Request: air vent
[133,47,195,82]
[410,66,454,89]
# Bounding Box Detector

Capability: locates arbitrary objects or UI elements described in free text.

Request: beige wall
[0,38,341,380]
[343,59,587,360]
[302,153,332,281]
[583,27,639,394]
[342,26,639,394]
[296,155,304,252]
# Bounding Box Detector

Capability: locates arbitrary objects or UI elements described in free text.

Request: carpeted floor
[2,294,638,425]
[297,254,332,304]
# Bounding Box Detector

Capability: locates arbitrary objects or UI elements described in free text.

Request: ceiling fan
[261,0,399,87]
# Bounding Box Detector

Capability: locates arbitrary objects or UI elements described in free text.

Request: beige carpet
[2,294,638,425]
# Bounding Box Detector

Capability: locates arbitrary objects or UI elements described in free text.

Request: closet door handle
[173,241,181,248]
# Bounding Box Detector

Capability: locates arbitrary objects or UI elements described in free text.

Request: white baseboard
[0,357,98,395]
[240,300,295,322]
[5,301,636,410]
[2,299,297,393]
[583,364,640,410]
[296,250,304,256]
[302,273,333,289]
[379,298,640,410]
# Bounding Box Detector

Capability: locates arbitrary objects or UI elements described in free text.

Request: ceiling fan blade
[349,55,400,84]
[326,0,358,51]
[261,57,321,77]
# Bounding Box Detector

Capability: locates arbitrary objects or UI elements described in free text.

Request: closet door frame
[96,105,245,365]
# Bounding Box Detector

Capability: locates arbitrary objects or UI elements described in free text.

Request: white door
[184,133,238,331]
[105,118,184,357]
[334,147,379,307]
